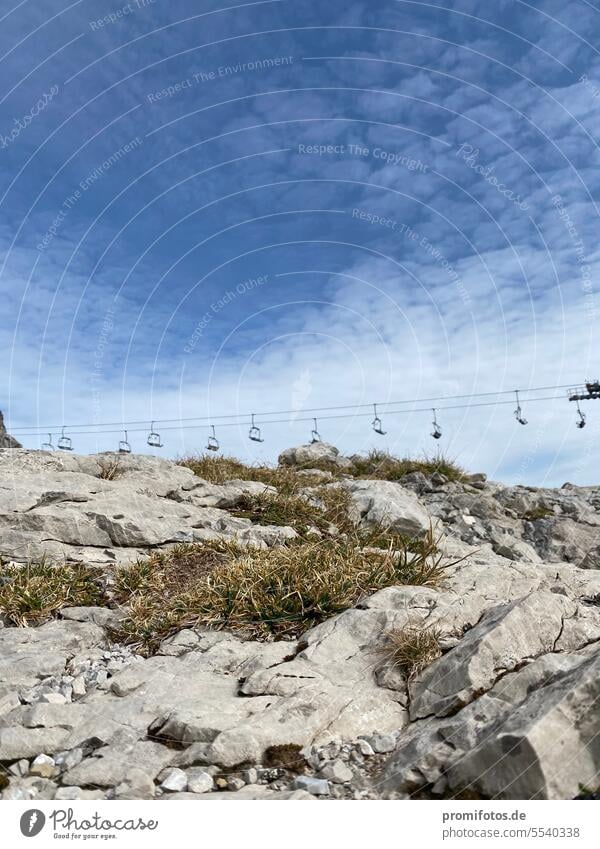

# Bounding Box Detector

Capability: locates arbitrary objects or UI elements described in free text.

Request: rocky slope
[0,442,599,801]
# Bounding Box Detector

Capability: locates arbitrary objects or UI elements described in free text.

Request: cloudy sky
[1,0,599,484]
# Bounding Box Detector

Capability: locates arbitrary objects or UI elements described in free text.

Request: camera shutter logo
[20,810,46,837]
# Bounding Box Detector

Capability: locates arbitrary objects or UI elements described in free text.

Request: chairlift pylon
[576,401,586,429]
[431,408,442,440]
[57,427,73,451]
[41,433,54,451]
[514,390,528,425]
[310,418,321,443]
[118,430,132,454]
[372,403,386,435]
[207,425,219,452]
[248,414,264,443]
[147,422,163,448]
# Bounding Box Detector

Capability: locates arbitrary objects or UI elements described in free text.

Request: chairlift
[41,433,54,451]
[431,408,442,439]
[147,422,163,448]
[118,430,132,454]
[310,418,321,443]
[248,414,264,443]
[57,427,73,451]
[514,390,528,425]
[207,425,219,452]
[576,401,586,429]
[372,403,386,435]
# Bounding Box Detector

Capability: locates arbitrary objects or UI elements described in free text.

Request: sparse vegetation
[380,625,442,679]
[345,449,465,482]
[109,529,456,653]
[0,561,104,627]
[97,454,125,480]
[178,449,466,487]
[521,505,554,521]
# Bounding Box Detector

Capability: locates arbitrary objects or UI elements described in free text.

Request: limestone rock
[278,442,349,468]
[342,479,432,537]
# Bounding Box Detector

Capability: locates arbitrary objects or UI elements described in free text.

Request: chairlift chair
[310,418,321,443]
[431,408,442,440]
[57,427,73,451]
[207,425,219,452]
[248,414,264,443]
[118,430,132,454]
[41,433,54,451]
[147,422,163,448]
[372,404,386,435]
[576,401,586,429]
[514,390,528,425]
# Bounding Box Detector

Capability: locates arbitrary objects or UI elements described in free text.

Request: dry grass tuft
[109,528,458,653]
[380,626,442,679]
[347,449,465,482]
[0,561,104,626]
[97,455,125,481]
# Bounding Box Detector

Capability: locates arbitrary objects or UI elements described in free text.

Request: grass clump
[0,561,104,626]
[179,449,465,487]
[521,505,554,522]
[97,455,125,480]
[380,626,442,679]
[347,449,465,482]
[111,530,456,653]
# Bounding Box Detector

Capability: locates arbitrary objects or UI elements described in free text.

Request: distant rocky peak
[0,410,21,448]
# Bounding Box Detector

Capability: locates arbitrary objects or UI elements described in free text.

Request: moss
[263,744,306,770]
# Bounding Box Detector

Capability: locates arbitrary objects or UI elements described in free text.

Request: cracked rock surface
[0,446,599,800]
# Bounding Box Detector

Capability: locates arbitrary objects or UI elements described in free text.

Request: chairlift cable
[8,382,581,435]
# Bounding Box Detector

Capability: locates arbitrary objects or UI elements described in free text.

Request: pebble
[71,676,86,698]
[292,776,330,796]
[318,759,353,784]
[242,768,258,785]
[227,776,246,792]
[186,769,214,794]
[357,739,375,757]
[55,748,83,772]
[363,733,396,754]
[159,768,188,793]
[9,759,29,777]
[39,692,67,705]
[29,754,59,779]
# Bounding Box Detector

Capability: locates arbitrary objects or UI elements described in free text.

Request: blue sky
[1,0,599,484]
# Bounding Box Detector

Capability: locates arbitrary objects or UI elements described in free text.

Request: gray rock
[448,653,600,800]
[410,592,577,719]
[292,776,330,795]
[318,759,353,783]
[186,769,214,794]
[29,754,59,779]
[159,767,188,792]
[342,479,432,537]
[278,442,349,468]
[363,733,396,754]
